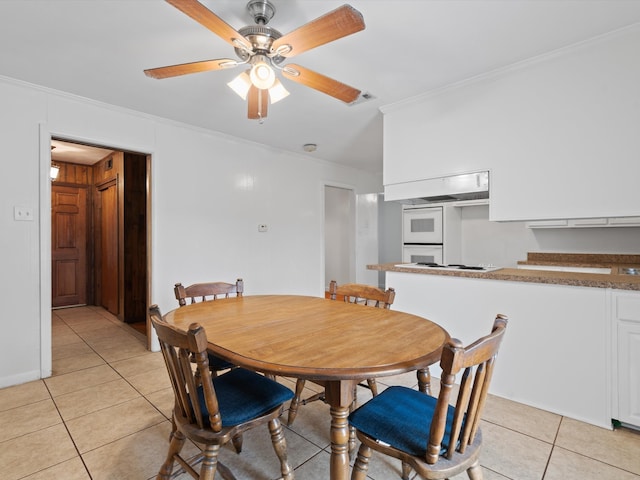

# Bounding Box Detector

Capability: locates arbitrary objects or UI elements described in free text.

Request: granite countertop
[369,253,640,291]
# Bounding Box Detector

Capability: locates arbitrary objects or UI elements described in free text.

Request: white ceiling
[51,139,114,165]
[3,1,640,173]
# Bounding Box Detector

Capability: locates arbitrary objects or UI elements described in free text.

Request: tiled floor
[1,306,639,480]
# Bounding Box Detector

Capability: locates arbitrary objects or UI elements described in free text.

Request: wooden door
[97,179,119,315]
[51,185,88,307]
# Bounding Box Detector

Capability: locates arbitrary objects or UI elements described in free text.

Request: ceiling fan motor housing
[235,25,284,64]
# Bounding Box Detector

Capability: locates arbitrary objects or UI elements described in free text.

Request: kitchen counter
[369,252,640,291]
[375,252,640,430]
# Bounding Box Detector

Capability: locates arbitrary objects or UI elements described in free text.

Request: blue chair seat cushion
[194,368,294,427]
[348,385,458,457]
[207,352,234,370]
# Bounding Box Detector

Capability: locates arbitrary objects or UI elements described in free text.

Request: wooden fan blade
[247,86,268,119]
[271,4,364,58]
[165,0,252,51]
[282,64,361,104]
[144,58,237,79]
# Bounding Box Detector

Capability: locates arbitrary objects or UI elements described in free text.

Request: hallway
[1,306,639,479]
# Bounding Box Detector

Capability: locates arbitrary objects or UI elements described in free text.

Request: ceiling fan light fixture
[268,78,289,104]
[227,71,252,100]
[249,58,276,89]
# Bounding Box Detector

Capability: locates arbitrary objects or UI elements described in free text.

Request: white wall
[459,204,640,267]
[0,76,381,388]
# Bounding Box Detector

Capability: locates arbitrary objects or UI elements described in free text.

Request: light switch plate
[14,206,34,221]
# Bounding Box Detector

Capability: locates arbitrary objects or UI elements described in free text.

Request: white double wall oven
[401,205,462,265]
[402,206,444,264]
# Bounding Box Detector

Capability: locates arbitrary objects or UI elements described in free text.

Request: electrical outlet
[14,206,34,221]
[258,224,268,232]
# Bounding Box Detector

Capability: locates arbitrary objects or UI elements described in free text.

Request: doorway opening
[324,185,355,290]
[51,138,151,339]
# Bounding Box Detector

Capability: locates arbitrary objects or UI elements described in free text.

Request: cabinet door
[609,217,640,226]
[618,321,640,427]
[616,293,640,428]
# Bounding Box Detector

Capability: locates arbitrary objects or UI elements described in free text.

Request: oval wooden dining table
[163,294,449,480]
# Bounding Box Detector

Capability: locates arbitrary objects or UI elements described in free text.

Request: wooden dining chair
[149,305,294,480]
[348,315,508,480]
[174,279,244,374]
[286,280,395,426]
[174,279,244,306]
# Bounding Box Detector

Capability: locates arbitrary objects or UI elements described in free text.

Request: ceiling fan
[144,0,366,120]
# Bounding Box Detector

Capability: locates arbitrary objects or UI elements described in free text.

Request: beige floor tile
[82,421,192,480]
[85,332,146,350]
[483,393,562,443]
[555,417,640,475]
[22,457,90,480]
[54,378,141,421]
[51,322,76,337]
[479,420,552,480]
[66,396,166,453]
[288,449,332,479]
[545,446,640,480]
[92,342,150,363]
[0,398,62,443]
[52,341,94,360]
[54,306,95,318]
[52,350,107,376]
[45,364,120,396]
[145,386,174,419]
[284,387,331,449]
[0,424,78,480]
[214,421,322,479]
[52,331,85,347]
[0,380,50,412]
[125,366,171,395]
[449,467,511,479]
[354,445,510,480]
[60,313,110,326]
[74,324,124,339]
[85,332,143,349]
[110,351,166,378]
[377,370,421,389]
[355,448,412,480]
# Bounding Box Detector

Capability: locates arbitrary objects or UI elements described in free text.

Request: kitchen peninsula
[369,253,640,430]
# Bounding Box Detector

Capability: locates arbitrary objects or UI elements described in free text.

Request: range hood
[384,171,489,205]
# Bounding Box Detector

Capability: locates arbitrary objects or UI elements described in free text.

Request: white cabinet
[613,291,640,428]
[527,217,640,229]
[382,27,640,222]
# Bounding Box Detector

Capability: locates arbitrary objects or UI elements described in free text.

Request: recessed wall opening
[50,138,151,340]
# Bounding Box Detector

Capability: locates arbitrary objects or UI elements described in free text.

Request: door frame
[39,125,153,377]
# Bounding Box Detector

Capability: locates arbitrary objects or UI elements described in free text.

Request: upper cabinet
[381,25,640,222]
